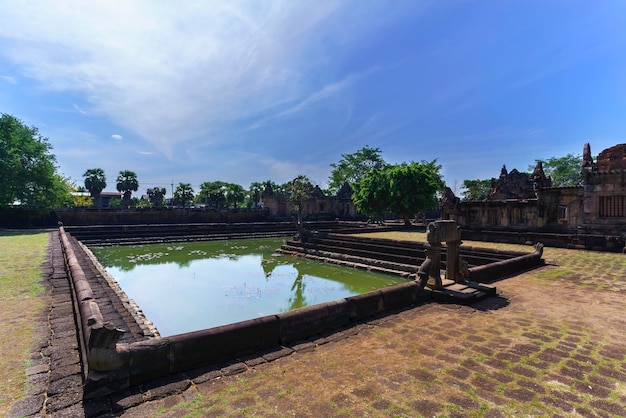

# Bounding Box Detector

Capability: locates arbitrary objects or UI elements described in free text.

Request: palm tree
[173,183,194,208]
[146,187,166,208]
[226,183,245,209]
[116,170,139,208]
[83,168,107,207]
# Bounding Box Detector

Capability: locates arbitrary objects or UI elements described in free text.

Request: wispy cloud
[73,104,87,115]
[111,134,123,141]
[0,1,378,154]
[0,75,17,84]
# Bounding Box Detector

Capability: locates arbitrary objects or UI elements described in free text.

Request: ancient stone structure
[418,220,468,290]
[581,143,626,234]
[262,182,359,219]
[442,143,626,250]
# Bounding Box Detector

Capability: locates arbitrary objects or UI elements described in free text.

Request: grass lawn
[0,230,49,417]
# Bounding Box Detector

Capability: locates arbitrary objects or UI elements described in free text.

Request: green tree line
[1,113,585,215]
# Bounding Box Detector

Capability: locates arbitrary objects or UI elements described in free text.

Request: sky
[1,1,626,196]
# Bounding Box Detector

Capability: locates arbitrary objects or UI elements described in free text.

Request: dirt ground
[109,242,626,417]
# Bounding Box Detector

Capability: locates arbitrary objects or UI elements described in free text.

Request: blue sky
[1,1,625,196]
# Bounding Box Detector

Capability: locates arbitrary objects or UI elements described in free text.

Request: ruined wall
[55,208,270,226]
[449,143,626,235]
[262,184,358,220]
[581,145,626,234]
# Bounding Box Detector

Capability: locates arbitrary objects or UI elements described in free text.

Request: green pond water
[90,237,406,336]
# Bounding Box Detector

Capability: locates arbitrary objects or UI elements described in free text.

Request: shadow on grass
[0,228,54,237]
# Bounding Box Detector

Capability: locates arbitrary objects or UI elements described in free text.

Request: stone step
[430,281,496,305]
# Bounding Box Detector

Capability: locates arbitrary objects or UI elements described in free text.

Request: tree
[387,161,444,225]
[351,168,390,221]
[146,187,166,207]
[0,114,70,208]
[225,183,245,209]
[352,160,444,225]
[264,180,290,198]
[197,181,228,209]
[173,183,194,207]
[116,170,139,208]
[328,145,387,194]
[461,179,492,201]
[32,172,75,209]
[287,175,314,220]
[529,154,582,187]
[83,168,107,207]
[248,182,265,208]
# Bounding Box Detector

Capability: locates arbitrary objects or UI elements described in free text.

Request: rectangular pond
[90,237,406,336]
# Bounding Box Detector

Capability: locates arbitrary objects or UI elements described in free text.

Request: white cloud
[0,1,399,156]
[111,134,123,141]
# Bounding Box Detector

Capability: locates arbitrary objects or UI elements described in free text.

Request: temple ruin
[442,142,626,251]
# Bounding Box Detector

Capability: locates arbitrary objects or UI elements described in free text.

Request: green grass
[0,229,50,416]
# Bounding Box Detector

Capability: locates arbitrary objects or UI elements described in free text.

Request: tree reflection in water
[91,237,405,335]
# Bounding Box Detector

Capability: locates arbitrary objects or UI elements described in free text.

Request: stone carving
[440,186,460,211]
[489,167,536,200]
[418,220,468,290]
[416,256,432,290]
[426,219,461,244]
[532,161,552,190]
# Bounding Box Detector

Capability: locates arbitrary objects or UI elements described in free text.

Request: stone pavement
[8,235,626,417]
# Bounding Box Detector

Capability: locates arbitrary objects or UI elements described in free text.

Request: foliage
[287,175,314,219]
[249,182,265,207]
[0,113,71,209]
[461,179,492,201]
[529,154,582,187]
[133,196,150,208]
[116,170,139,208]
[173,182,194,207]
[352,168,390,220]
[387,161,444,224]
[43,173,75,208]
[225,183,245,209]
[147,187,167,207]
[328,146,387,194]
[72,194,93,207]
[83,168,107,206]
[261,180,290,198]
[108,198,121,209]
[197,181,228,209]
[352,160,444,225]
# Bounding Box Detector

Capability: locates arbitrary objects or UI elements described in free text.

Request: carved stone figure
[426,220,461,244]
[440,186,460,210]
[419,220,466,290]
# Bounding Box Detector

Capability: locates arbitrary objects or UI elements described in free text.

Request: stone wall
[55,208,270,226]
[445,142,626,249]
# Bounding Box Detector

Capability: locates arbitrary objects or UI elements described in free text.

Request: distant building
[262,182,359,220]
[100,192,123,208]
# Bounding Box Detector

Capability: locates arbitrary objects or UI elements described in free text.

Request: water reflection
[91,238,405,336]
